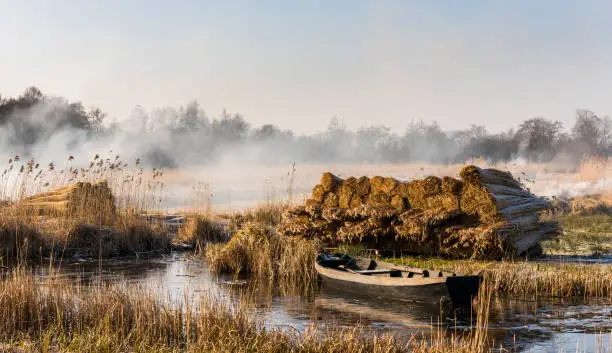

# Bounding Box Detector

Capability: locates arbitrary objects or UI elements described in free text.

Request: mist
[2,87,611,168]
[1,87,611,209]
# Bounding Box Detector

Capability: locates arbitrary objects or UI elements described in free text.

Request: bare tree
[516,117,563,162]
[572,109,611,157]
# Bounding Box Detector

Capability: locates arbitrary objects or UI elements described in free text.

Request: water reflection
[35,253,612,353]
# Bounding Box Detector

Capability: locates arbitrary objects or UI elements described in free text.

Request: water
[37,253,612,353]
[540,255,612,265]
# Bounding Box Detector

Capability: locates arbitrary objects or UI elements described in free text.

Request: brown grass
[566,193,612,216]
[0,269,496,353]
[177,215,228,252]
[0,213,171,265]
[0,216,43,267]
[576,155,611,182]
[206,222,319,292]
[0,155,173,266]
[220,202,288,235]
[385,255,612,298]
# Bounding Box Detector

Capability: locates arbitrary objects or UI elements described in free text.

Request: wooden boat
[315,252,482,307]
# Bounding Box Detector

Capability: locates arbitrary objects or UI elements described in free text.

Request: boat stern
[445,275,482,307]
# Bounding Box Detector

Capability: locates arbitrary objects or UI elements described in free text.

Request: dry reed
[221,202,288,235]
[0,269,496,353]
[0,154,172,266]
[386,255,612,298]
[0,216,43,267]
[206,223,319,292]
[177,215,228,252]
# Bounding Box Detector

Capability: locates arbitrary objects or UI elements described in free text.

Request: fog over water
[1,88,611,209]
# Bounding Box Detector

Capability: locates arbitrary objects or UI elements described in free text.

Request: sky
[1,1,612,134]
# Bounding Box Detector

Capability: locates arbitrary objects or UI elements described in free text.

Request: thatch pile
[18,181,116,223]
[278,166,560,260]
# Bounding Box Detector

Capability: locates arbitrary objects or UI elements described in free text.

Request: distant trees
[515,117,564,162]
[177,101,208,131]
[401,121,456,163]
[1,86,612,166]
[212,110,249,143]
[253,124,293,141]
[571,110,612,157]
[355,125,394,162]
[0,86,104,150]
[0,86,101,130]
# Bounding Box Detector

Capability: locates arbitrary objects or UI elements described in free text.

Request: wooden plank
[355,269,402,276]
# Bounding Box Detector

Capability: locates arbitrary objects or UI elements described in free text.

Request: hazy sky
[1,1,611,134]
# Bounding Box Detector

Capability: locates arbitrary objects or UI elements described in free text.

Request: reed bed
[221,202,288,233]
[386,255,612,298]
[0,269,496,353]
[206,223,319,293]
[0,154,172,266]
[485,262,612,298]
[0,216,43,267]
[176,214,229,252]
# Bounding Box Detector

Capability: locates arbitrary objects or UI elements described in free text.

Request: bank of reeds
[206,223,319,292]
[0,269,495,353]
[0,214,171,266]
[0,216,43,267]
[0,155,172,266]
[176,201,289,254]
[386,255,612,298]
[222,202,287,233]
[176,214,229,252]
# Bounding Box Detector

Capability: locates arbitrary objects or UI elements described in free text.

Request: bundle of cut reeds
[277,165,560,260]
[459,166,559,256]
[17,181,116,224]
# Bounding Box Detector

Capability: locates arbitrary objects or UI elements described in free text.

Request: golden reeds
[0,269,497,353]
[387,255,612,298]
[177,215,228,252]
[0,154,173,266]
[206,222,319,292]
[0,216,43,267]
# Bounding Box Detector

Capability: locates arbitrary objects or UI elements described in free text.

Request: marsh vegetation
[0,151,611,352]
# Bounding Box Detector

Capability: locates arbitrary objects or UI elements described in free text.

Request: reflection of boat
[315,252,481,306]
[315,285,444,331]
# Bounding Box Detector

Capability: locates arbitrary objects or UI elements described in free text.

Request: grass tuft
[221,203,287,234]
[206,222,319,292]
[177,215,228,252]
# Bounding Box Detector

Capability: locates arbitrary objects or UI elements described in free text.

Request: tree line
[1,87,610,167]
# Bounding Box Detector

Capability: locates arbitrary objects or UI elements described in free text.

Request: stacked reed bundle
[278,166,560,260]
[17,181,116,224]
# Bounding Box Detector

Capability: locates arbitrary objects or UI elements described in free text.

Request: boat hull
[315,257,481,307]
[315,262,450,305]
